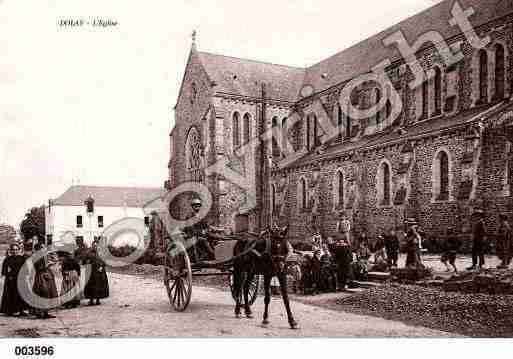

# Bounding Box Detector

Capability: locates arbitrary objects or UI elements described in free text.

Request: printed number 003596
[14,346,55,356]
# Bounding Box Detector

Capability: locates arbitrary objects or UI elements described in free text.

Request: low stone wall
[442,270,513,295]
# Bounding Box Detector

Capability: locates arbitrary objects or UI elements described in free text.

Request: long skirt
[0,276,28,314]
[60,270,81,306]
[84,270,109,299]
[32,270,58,311]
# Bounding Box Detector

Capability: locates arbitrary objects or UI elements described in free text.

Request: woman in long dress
[32,244,58,319]
[0,244,29,316]
[60,253,81,308]
[84,248,109,306]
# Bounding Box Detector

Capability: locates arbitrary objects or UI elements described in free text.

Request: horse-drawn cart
[162,233,260,312]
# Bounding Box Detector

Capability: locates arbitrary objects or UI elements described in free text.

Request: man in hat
[496,214,512,269]
[467,209,487,270]
[182,198,219,261]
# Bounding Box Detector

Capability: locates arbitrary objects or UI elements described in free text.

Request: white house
[45,185,165,246]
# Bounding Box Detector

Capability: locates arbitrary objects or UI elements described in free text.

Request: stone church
[167,0,513,242]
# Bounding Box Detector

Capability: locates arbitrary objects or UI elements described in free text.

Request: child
[441,228,460,272]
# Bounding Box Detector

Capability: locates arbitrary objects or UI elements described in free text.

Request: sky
[0,0,442,227]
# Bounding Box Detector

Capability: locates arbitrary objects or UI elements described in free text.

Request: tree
[20,206,45,241]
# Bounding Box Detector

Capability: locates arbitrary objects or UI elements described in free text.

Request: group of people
[0,236,109,319]
[305,212,418,292]
[302,208,513,292]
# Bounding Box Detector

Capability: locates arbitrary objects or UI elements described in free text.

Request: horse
[231,225,299,329]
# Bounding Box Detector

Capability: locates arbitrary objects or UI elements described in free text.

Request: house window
[299,177,308,210]
[436,151,450,200]
[337,170,344,207]
[495,44,505,100]
[76,215,83,228]
[144,216,150,226]
[385,85,392,121]
[422,78,429,119]
[98,216,104,228]
[232,112,240,148]
[243,113,251,145]
[478,49,488,102]
[434,67,442,115]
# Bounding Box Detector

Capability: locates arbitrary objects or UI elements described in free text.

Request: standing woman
[0,244,29,317]
[32,244,58,319]
[405,219,424,269]
[60,253,81,308]
[84,246,109,306]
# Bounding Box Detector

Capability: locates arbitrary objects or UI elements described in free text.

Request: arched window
[383,163,391,205]
[299,177,308,210]
[478,49,488,102]
[272,117,280,159]
[281,117,288,155]
[271,184,276,216]
[337,170,344,207]
[495,44,505,100]
[305,115,311,150]
[422,78,429,119]
[232,112,240,149]
[337,104,343,140]
[243,113,251,145]
[375,88,382,124]
[346,101,352,138]
[434,67,442,115]
[437,151,449,200]
[385,85,392,121]
[191,83,197,104]
[185,127,203,182]
[313,114,320,148]
[378,162,391,205]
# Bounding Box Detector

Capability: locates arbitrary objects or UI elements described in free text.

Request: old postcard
[1,0,513,355]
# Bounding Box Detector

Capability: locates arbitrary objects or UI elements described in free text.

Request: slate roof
[52,185,165,208]
[197,51,305,103]
[288,101,511,168]
[198,52,305,102]
[195,0,513,102]
[303,0,513,94]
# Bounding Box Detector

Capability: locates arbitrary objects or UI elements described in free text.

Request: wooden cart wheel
[229,273,259,305]
[164,244,192,312]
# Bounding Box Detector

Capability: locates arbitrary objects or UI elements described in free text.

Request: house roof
[52,185,165,208]
[303,0,513,94]
[288,100,510,168]
[197,51,306,103]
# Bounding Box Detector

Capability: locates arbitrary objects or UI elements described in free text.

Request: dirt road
[0,272,459,338]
